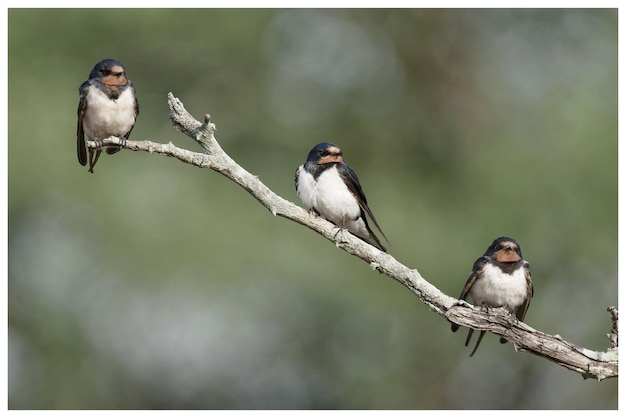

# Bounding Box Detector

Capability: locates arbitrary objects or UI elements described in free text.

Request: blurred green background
[8,9,617,409]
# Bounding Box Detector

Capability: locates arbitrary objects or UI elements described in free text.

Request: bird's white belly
[83,87,136,140]
[469,263,528,311]
[297,166,361,225]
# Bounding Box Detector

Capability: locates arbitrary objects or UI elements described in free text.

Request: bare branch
[446,305,618,380]
[86,93,618,381]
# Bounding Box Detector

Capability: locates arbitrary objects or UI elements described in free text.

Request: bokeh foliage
[8,9,617,409]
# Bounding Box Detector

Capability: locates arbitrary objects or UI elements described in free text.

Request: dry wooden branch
[86,92,618,381]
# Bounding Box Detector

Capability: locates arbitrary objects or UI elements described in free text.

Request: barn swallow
[295,142,389,251]
[451,237,533,356]
[77,59,139,173]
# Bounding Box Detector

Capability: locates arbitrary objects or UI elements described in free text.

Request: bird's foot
[92,138,104,150]
[332,227,346,243]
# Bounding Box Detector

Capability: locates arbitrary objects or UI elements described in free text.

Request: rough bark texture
[87,93,618,381]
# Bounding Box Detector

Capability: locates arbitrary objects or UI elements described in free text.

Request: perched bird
[451,237,533,356]
[77,58,139,173]
[295,142,389,251]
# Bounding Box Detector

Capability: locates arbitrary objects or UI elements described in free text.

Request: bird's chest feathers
[470,263,528,310]
[83,86,136,139]
[297,165,361,221]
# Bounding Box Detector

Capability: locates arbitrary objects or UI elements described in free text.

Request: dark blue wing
[335,162,389,245]
[451,256,488,333]
[515,261,533,322]
[76,80,90,166]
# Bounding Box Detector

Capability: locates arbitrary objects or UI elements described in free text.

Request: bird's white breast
[469,263,528,312]
[297,165,361,225]
[83,86,136,140]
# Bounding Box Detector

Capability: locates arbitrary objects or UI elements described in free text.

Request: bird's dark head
[88,59,128,87]
[487,236,523,264]
[306,142,344,165]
